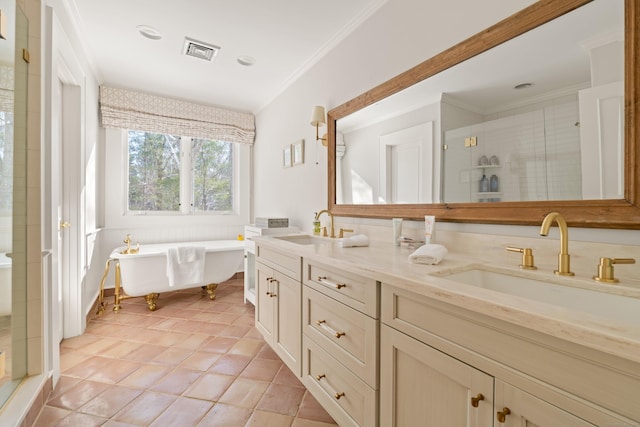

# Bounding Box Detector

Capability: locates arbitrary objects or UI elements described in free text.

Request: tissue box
[255,217,289,228]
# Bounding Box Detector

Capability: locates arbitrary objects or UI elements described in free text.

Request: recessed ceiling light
[237,55,256,66]
[514,82,533,90]
[137,25,163,40]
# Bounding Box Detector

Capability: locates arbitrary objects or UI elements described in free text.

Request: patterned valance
[99,85,255,145]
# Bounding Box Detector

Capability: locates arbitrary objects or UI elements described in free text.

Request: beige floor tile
[77,385,143,418]
[218,377,269,408]
[149,396,213,427]
[41,280,342,427]
[257,383,306,417]
[178,350,222,371]
[183,372,235,401]
[291,419,339,427]
[47,380,110,411]
[245,409,294,427]
[198,403,252,426]
[296,391,336,424]
[174,333,211,350]
[53,411,108,427]
[32,406,70,427]
[113,390,176,425]
[227,337,264,358]
[87,358,142,384]
[208,354,251,376]
[240,358,283,382]
[63,355,114,379]
[199,336,238,353]
[152,346,194,365]
[118,364,173,389]
[149,368,202,395]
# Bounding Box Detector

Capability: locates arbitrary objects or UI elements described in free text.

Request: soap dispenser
[479,174,489,193]
[490,174,499,192]
[313,213,321,235]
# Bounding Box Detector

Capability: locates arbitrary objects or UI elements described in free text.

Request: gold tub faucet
[122,234,140,254]
[315,210,335,238]
[539,212,574,276]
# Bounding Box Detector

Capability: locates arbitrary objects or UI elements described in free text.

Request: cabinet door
[380,325,494,427]
[255,262,274,343]
[273,272,301,376]
[495,380,596,427]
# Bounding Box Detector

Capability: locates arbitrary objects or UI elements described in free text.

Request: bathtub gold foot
[205,283,218,300]
[145,293,159,311]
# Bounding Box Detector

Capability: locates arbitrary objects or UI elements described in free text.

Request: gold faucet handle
[506,246,537,270]
[594,257,636,283]
[338,228,354,238]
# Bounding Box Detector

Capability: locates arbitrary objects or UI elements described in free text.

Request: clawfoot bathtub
[98,240,245,312]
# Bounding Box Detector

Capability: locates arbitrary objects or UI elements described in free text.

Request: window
[127,130,234,213]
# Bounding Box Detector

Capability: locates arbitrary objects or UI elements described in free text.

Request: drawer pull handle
[496,407,511,423]
[471,393,484,408]
[317,276,347,290]
[316,319,346,339]
[315,373,346,401]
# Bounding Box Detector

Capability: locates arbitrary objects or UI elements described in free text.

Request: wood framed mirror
[327,0,639,229]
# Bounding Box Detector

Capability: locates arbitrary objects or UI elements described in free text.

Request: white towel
[409,243,448,265]
[339,234,370,248]
[166,246,205,287]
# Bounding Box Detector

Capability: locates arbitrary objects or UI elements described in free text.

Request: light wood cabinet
[253,241,639,426]
[380,324,494,427]
[301,259,380,427]
[494,380,597,427]
[381,283,638,427]
[255,245,301,376]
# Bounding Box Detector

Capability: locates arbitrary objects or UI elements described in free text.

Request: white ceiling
[68,0,385,113]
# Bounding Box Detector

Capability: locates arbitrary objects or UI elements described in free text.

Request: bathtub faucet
[122,234,140,254]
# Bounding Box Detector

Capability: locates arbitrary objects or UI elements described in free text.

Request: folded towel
[166,246,205,287]
[409,243,448,265]
[339,234,370,248]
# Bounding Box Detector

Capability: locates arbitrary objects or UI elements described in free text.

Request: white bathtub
[104,240,245,311]
[0,253,11,316]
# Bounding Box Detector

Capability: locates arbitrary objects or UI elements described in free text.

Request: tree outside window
[127,131,233,213]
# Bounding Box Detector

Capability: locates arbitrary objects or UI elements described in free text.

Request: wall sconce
[310,105,328,146]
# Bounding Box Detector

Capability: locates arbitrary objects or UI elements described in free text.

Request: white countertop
[253,234,640,365]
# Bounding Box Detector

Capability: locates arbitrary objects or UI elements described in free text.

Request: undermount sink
[436,268,640,324]
[273,234,331,245]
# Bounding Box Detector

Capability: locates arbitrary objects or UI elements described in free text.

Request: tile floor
[33,278,338,427]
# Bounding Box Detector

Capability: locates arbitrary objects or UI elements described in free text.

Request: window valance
[99,85,255,145]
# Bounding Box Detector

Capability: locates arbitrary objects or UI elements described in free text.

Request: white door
[54,78,65,343]
[379,122,434,204]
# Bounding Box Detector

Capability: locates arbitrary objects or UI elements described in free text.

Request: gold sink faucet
[539,212,574,276]
[315,210,335,238]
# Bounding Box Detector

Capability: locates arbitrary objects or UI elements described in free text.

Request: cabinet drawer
[256,245,301,279]
[304,259,378,317]
[303,336,378,427]
[303,286,378,388]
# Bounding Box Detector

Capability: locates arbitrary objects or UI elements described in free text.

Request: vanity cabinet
[255,244,302,376]
[380,324,494,426]
[381,283,639,426]
[301,259,380,427]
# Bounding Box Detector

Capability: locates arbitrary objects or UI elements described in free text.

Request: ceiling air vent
[182,37,220,61]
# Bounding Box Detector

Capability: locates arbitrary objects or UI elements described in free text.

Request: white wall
[253,0,640,246]
[254,0,538,231]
